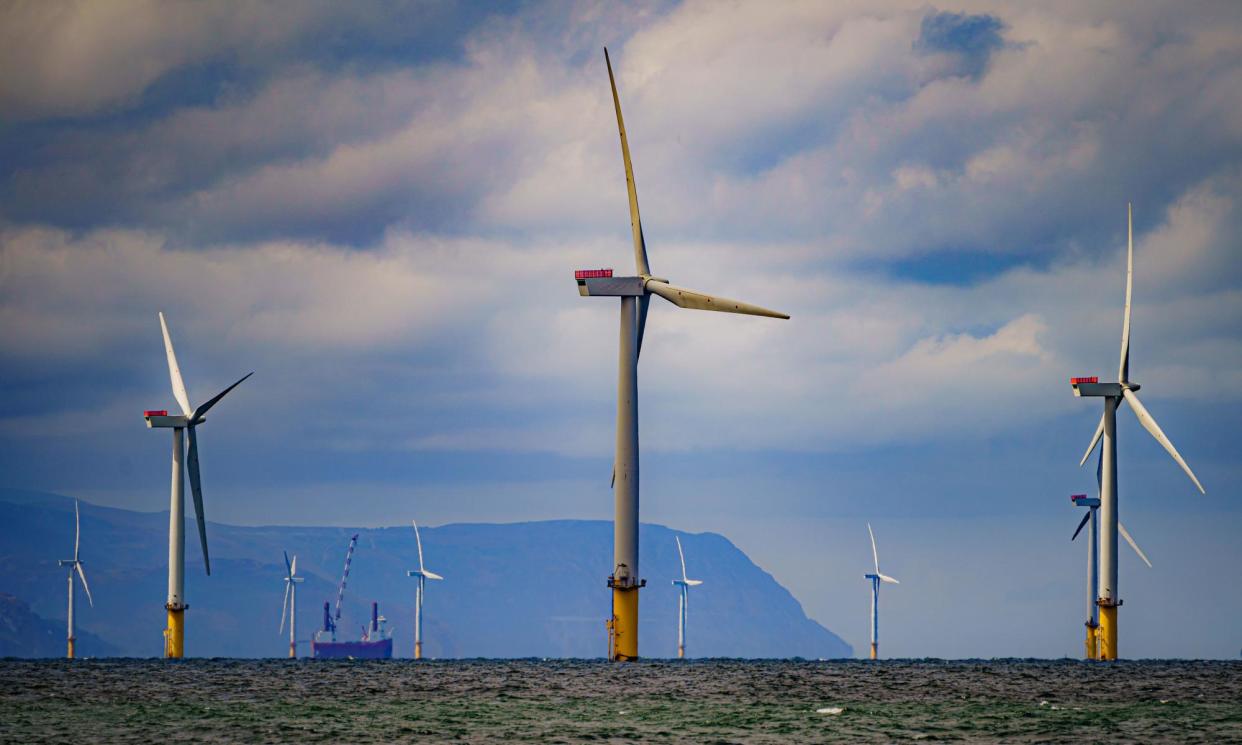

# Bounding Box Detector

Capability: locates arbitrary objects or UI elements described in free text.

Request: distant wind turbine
[576,47,788,662]
[1071,203,1203,659]
[406,519,443,660]
[144,311,251,658]
[864,523,899,660]
[279,551,304,659]
[57,499,94,659]
[1070,448,1152,660]
[671,536,703,659]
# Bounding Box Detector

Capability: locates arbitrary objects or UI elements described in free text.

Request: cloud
[4,170,1235,460]
[0,0,348,119]
[5,1,1242,268]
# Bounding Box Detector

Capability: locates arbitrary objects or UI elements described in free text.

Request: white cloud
[4,173,1235,455]
[0,0,348,119]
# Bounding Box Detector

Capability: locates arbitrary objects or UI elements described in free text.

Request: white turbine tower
[406,519,443,660]
[1071,203,1204,659]
[144,311,251,658]
[671,536,703,659]
[1069,449,1152,660]
[864,523,899,660]
[575,48,788,662]
[279,550,304,659]
[57,499,94,659]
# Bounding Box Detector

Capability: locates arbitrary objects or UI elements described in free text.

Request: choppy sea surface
[2,659,1240,743]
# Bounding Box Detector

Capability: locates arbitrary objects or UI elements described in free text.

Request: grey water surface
[2,659,1240,743]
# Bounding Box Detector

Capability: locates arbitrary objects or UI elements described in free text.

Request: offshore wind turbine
[1070,204,1204,660]
[576,48,788,662]
[1070,449,1152,659]
[406,519,443,660]
[57,499,94,659]
[864,523,899,660]
[144,311,251,658]
[671,536,703,659]
[279,551,304,658]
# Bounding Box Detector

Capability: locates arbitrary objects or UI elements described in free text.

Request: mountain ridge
[0,488,851,659]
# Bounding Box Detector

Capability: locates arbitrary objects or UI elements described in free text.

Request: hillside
[0,593,120,658]
[0,489,851,659]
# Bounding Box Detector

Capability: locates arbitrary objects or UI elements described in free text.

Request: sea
[2,659,1239,743]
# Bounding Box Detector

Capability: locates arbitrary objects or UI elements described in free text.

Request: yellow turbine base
[611,587,639,662]
[67,638,75,660]
[165,608,185,659]
[415,641,423,660]
[1098,605,1117,661]
[870,642,877,660]
[289,642,296,659]
[1084,625,1097,660]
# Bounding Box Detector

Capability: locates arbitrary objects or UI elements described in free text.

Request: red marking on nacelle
[144,410,168,417]
[1070,376,1099,385]
[574,269,613,279]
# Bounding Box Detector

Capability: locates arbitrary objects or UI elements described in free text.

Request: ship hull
[311,639,393,659]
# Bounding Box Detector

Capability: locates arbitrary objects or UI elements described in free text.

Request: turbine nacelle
[144,411,191,428]
[1071,378,1139,398]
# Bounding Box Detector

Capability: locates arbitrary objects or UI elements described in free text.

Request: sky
[2,0,1240,659]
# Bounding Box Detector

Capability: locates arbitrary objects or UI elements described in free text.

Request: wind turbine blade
[75,563,94,607]
[1071,511,1091,541]
[880,573,900,584]
[424,570,444,581]
[284,550,292,578]
[1096,446,1103,494]
[1118,522,1153,568]
[686,579,703,586]
[187,425,211,575]
[280,581,290,634]
[868,523,880,575]
[159,312,194,417]
[290,555,297,578]
[74,499,81,561]
[1122,388,1206,494]
[191,372,253,424]
[635,294,650,360]
[604,47,651,278]
[1079,413,1105,467]
[1119,203,1133,382]
[646,280,789,319]
[676,536,688,583]
[412,520,426,573]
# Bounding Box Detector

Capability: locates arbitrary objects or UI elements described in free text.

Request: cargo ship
[312,600,393,659]
[311,533,394,659]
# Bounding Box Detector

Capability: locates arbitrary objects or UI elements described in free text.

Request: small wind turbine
[576,48,788,662]
[279,551,304,659]
[1069,449,1152,660]
[144,311,251,658]
[57,499,94,659]
[406,519,443,660]
[1071,203,1204,659]
[671,536,703,659]
[864,523,899,660]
